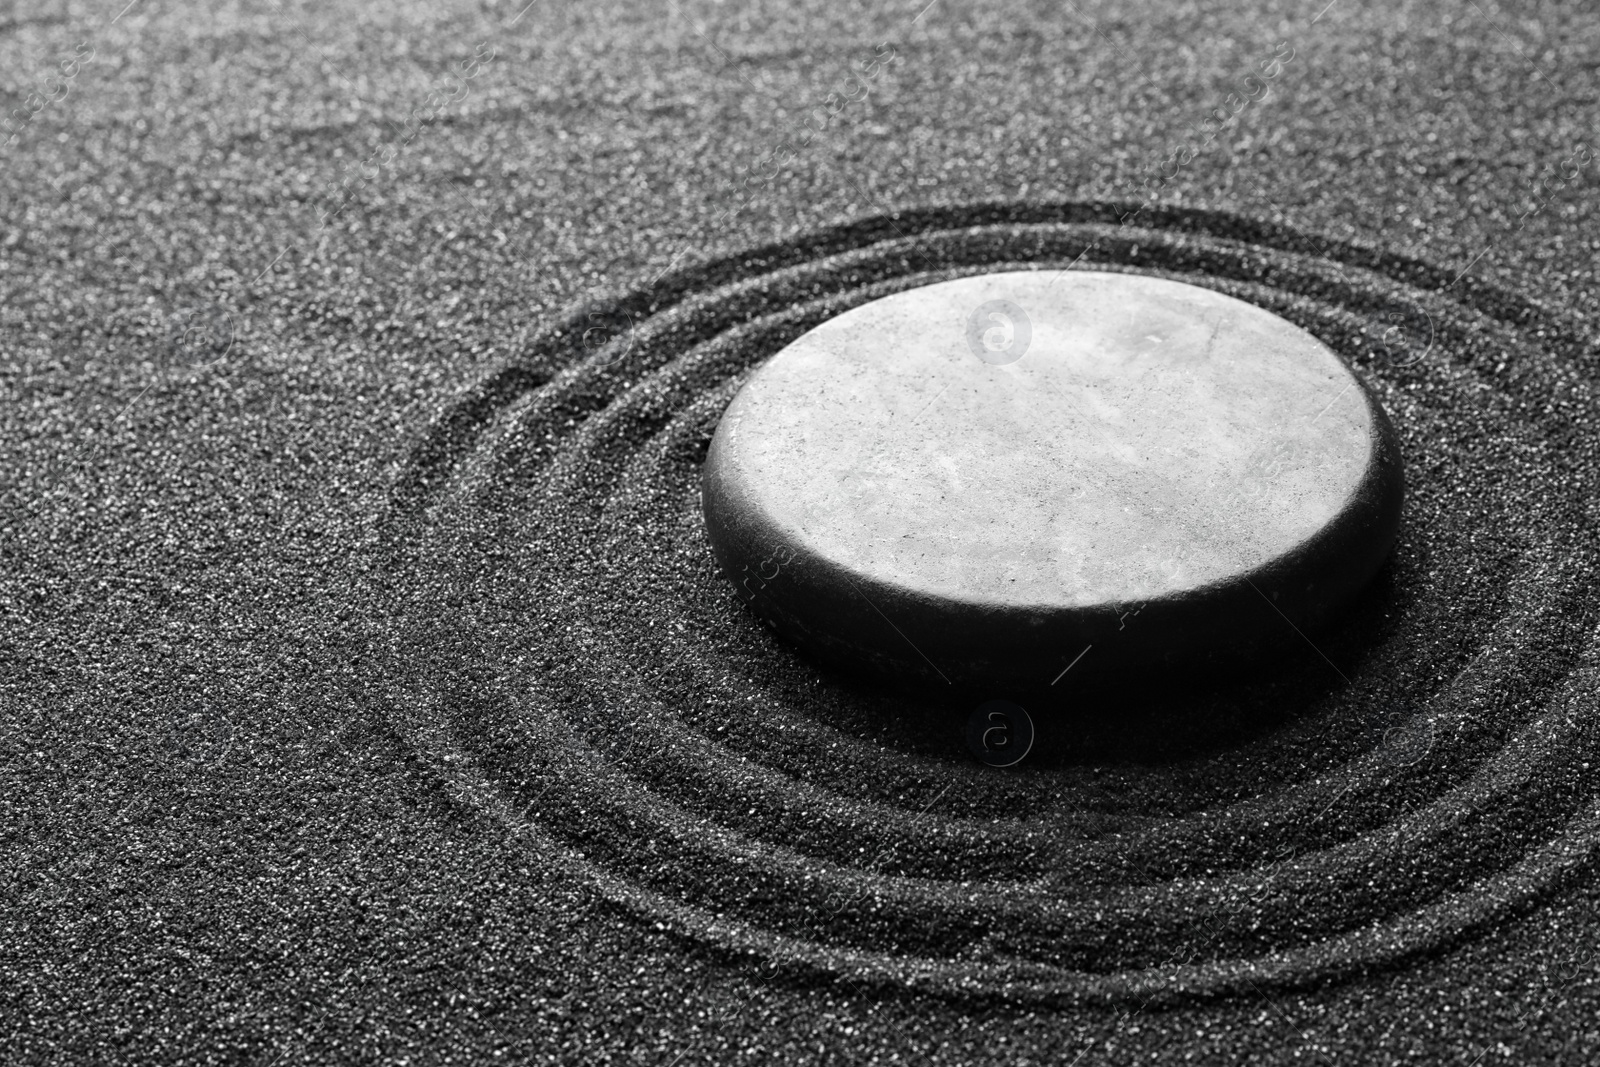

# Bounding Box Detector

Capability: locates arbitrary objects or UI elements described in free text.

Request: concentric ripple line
[379,204,1600,1011]
[814,783,959,1053]
[1044,237,1102,288]
[821,783,953,922]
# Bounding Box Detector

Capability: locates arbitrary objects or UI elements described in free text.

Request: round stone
[701,270,1403,691]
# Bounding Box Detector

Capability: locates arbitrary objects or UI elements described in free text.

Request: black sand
[5,1,1600,1063]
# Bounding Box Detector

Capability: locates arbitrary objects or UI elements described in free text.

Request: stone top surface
[708,270,1376,610]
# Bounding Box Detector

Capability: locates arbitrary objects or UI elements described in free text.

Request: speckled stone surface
[703,271,1402,686]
